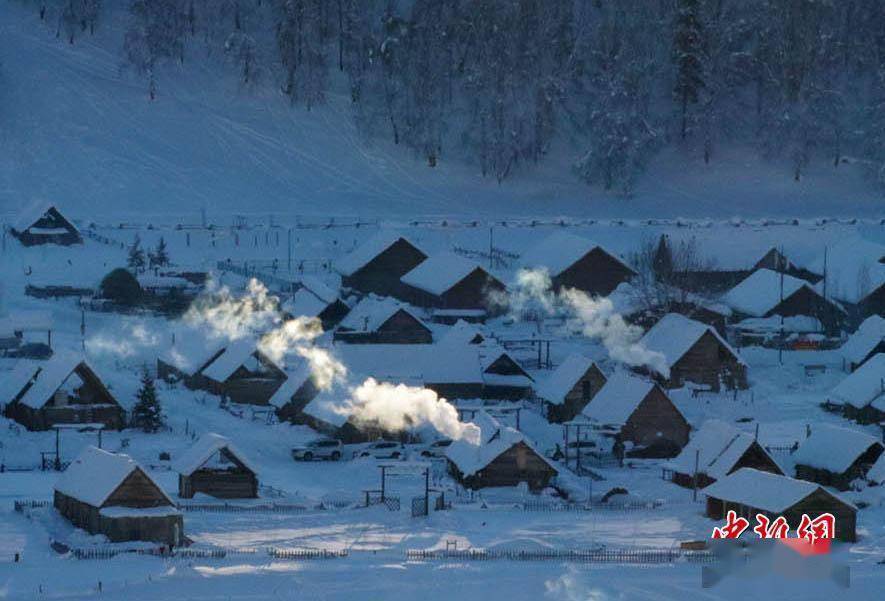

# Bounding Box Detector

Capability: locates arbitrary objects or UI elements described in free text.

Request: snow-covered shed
[281,277,350,330]
[187,338,287,405]
[438,320,488,347]
[703,468,857,542]
[268,362,320,423]
[667,419,783,489]
[536,354,607,423]
[721,269,844,334]
[519,231,636,297]
[806,238,885,319]
[11,204,82,247]
[479,345,534,400]
[840,315,885,372]
[54,446,182,545]
[639,313,748,391]
[335,232,428,297]
[2,355,123,431]
[399,252,506,314]
[175,433,259,499]
[828,354,885,424]
[445,411,558,492]
[793,424,884,490]
[579,372,689,457]
[333,296,432,344]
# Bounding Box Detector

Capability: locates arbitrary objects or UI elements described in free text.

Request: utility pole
[692,448,700,502]
[778,250,785,366]
[488,227,493,270]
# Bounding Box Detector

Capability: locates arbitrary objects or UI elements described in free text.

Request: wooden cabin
[445,412,558,492]
[840,316,885,372]
[399,253,506,315]
[187,339,287,405]
[793,424,884,491]
[668,420,783,489]
[480,348,534,399]
[175,433,258,499]
[268,364,320,423]
[335,233,428,298]
[639,313,748,391]
[805,239,885,324]
[2,356,124,431]
[11,205,82,246]
[828,354,885,424]
[519,231,635,297]
[722,269,844,336]
[54,446,183,545]
[281,277,350,330]
[703,468,857,542]
[536,354,607,423]
[333,296,432,344]
[580,372,689,458]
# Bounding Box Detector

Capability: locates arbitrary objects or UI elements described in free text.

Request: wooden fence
[69,545,348,561]
[176,502,313,514]
[521,500,665,512]
[405,548,714,564]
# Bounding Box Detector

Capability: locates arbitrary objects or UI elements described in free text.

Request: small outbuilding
[479,346,534,400]
[536,354,607,423]
[639,313,748,390]
[335,232,428,298]
[281,277,350,330]
[54,446,183,545]
[792,424,884,491]
[840,315,885,372]
[189,339,288,405]
[333,296,432,344]
[399,253,506,315]
[11,204,82,246]
[2,355,124,431]
[703,468,857,542]
[667,419,783,489]
[519,231,636,297]
[445,412,558,491]
[580,372,690,457]
[268,363,320,423]
[827,354,885,424]
[175,433,259,499]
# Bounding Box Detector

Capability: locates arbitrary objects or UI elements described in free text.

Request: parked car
[291,438,343,461]
[355,440,405,460]
[419,439,453,458]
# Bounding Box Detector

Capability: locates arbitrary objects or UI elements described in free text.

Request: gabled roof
[302,387,352,428]
[840,316,885,366]
[537,354,600,405]
[54,446,174,507]
[401,253,497,296]
[283,287,332,319]
[721,269,820,317]
[335,232,426,277]
[792,424,883,474]
[1,354,115,410]
[158,330,227,377]
[438,320,487,347]
[703,468,855,513]
[299,276,340,304]
[199,338,281,383]
[580,372,659,425]
[14,203,79,234]
[267,362,314,409]
[519,231,632,277]
[867,452,885,484]
[808,238,885,304]
[829,354,885,409]
[478,345,533,382]
[445,411,558,477]
[640,313,744,372]
[337,296,426,333]
[669,420,774,480]
[173,433,258,476]
[335,344,483,385]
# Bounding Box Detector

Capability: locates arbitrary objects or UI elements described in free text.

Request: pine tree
[131,370,164,432]
[673,0,704,140]
[127,234,146,273]
[151,236,170,267]
[653,234,673,282]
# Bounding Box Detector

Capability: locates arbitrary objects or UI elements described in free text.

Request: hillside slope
[0,3,881,222]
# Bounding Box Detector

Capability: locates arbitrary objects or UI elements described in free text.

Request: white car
[419,439,453,458]
[355,440,405,460]
[291,439,343,461]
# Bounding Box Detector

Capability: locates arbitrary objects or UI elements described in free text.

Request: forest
[19,0,885,196]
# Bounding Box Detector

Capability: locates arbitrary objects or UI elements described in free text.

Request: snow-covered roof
[537,354,600,405]
[580,372,658,426]
[302,388,350,428]
[337,296,425,333]
[438,320,487,347]
[400,253,492,296]
[1,354,112,410]
[0,309,53,331]
[445,411,557,477]
[703,468,854,513]
[335,344,483,386]
[867,452,885,485]
[807,238,885,304]
[840,316,885,366]
[669,420,770,480]
[158,330,227,376]
[14,203,78,233]
[283,288,331,319]
[267,362,314,409]
[137,275,195,289]
[519,231,630,277]
[792,424,883,474]
[299,276,340,304]
[55,446,174,507]
[734,315,823,334]
[640,313,744,371]
[173,433,258,476]
[721,269,816,317]
[829,354,885,409]
[200,338,276,383]
[335,232,425,277]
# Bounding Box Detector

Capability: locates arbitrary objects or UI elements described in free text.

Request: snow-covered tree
[127,234,146,272]
[131,369,164,433]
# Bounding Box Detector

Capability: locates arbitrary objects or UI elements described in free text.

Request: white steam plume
[506,268,669,377]
[332,378,481,445]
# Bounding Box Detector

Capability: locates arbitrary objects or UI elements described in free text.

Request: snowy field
[1,217,884,600]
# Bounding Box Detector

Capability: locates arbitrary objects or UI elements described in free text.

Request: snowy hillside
[0,2,882,223]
